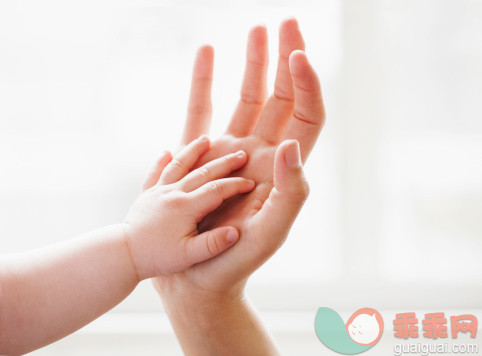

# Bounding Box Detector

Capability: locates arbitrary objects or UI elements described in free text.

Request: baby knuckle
[166,192,186,208]
[168,158,186,172]
[197,166,212,182]
[206,231,220,256]
[208,181,224,197]
[221,155,232,166]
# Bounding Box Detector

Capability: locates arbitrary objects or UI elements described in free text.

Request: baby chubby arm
[0,224,138,355]
[0,135,254,355]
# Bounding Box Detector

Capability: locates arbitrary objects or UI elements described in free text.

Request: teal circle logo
[315,307,384,354]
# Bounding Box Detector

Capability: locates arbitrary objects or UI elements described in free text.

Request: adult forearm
[159,283,280,356]
[0,224,139,355]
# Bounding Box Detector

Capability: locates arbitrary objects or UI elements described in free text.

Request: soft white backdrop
[0,0,481,355]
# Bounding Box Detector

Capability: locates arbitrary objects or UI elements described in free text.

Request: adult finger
[159,135,210,185]
[251,140,309,252]
[282,50,325,162]
[182,45,214,146]
[227,25,269,137]
[254,18,305,143]
[180,150,248,192]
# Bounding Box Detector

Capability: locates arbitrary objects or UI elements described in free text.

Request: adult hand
[147,18,325,356]
[149,18,325,294]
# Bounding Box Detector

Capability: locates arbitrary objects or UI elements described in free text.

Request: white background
[0,0,481,354]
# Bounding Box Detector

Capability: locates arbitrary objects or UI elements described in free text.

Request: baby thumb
[185,227,239,265]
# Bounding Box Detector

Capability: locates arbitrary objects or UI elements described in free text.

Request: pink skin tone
[0,17,325,356]
[124,135,256,279]
[150,18,325,356]
[0,142,254,355]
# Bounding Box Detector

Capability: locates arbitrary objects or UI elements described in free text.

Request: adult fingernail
[226,229,239,244]
[284,140,301,168]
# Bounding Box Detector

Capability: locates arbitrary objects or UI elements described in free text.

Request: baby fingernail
[226,229,239,244]
[235,150,246,158]
[160,150,169,158]
[284,141,301,168]
[199,135,209,142]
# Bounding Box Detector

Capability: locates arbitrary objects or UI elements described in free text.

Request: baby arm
[0,224,138,355]
[0,135,253,355]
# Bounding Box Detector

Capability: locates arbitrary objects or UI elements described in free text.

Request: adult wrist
[155,275,247,321]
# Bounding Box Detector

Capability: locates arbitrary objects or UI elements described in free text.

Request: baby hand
[123,135,254,280]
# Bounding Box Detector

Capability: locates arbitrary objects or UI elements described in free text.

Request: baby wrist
[118,223,143,283]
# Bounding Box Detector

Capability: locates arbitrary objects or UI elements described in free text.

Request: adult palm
[150,19,325,293]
